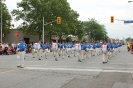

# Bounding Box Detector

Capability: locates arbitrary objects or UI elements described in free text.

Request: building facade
[3,29,49,44]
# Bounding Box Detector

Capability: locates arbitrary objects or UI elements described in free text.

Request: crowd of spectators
[0,42,32,55]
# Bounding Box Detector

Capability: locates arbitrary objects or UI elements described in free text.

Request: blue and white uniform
[44,44,50,59]
[17,38,27,68]
[60,43,66,59]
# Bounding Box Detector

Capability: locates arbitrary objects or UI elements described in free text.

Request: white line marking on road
[24,67,133,73]
[25,67,103,72]
[24,65,133,70]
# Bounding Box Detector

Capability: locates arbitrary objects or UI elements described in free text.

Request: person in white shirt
[102,41,108,64]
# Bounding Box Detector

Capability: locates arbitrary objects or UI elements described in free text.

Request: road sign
[124,20,133,24]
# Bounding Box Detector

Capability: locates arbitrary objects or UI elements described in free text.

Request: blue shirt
[40,43,44,49]
[45,44,50,49]
[92,44,96,49]
[18,43,26,51]
[58,44,61,49]
[31,45,34,49]
[61,44,66,48]
[81,44,87,50]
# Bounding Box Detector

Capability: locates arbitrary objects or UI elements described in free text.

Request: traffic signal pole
[42,17,61,44]
[42,17,44,44]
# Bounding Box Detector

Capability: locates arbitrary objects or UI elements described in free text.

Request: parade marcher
[81,43,87,60]
[107,42,113,59]
[86,43,91,59]
[31,42,35,58]
[44,42,50,59]
[17,38,26,68]
[110,43,114,58]
[66,43,70,58]
[74,43,81,62]
[91,43,96,56]
[114,43,118,55]
[34,41,42,60]
[52,41,58,61]
[89,43,93,57]
[60,42,66,59]
[102,41,108,64]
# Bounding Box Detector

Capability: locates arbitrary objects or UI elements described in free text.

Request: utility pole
[42,17,44,44]
[1,3,2,43]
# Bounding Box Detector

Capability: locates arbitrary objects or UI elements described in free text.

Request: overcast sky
[4,0,133,39]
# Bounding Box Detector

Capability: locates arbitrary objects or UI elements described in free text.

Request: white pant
[17,51,25,67]
[37,49,42,59]
[60,48,66,59]
[32,49,35,57]
[78,50,82,61]
[67,48,71,57]
[53,50,58,59]
[44,49,49,58]
[103,52,108,62]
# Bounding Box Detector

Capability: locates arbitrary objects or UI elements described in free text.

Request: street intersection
[0,46,133,88]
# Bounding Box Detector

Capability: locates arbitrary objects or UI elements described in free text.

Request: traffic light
[110,16,114,23]
[57,17,61,24]
[2,34,5,37]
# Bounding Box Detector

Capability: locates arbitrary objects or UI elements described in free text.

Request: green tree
[126,37,132,42]
[11,0,82,43]
[83,18,107,42]
[0,1,12,37]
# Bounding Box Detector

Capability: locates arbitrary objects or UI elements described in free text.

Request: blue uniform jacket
[40,43,44,49]
[92,44,96,49]
[31,45,34,49]
[45,44,50,49]
[18,43,26,51]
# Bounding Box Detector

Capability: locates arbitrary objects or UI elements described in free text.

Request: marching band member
[114,43,118,55]
[74,43,81,62]
[107,42,113,59]
[66,43,71,58]
[17,38,26,68]
[52,41,58,61]
[34,41,42,60]
[102,41,108,64]
[31,42,35,58]
[110,43,114,58]
[44,42,50,59]
[97,43,101,55]
[60,42,66,59]
[86,43,91,59]
[89,43,93,57]
[92,43,96,56]
[81,43,87,60]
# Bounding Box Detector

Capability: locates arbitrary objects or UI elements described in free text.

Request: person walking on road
[102,41,108,64]
[17,38,26,68]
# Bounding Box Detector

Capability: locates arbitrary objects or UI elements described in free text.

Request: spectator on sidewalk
[0,43,3,55]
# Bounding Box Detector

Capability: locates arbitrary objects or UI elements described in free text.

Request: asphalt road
[0,46,133,88]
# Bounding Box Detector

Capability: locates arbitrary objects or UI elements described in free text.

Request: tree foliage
[126,37,132,42]
[0,1,12,34]
[11,0,84,42]
[83,18,108,42]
